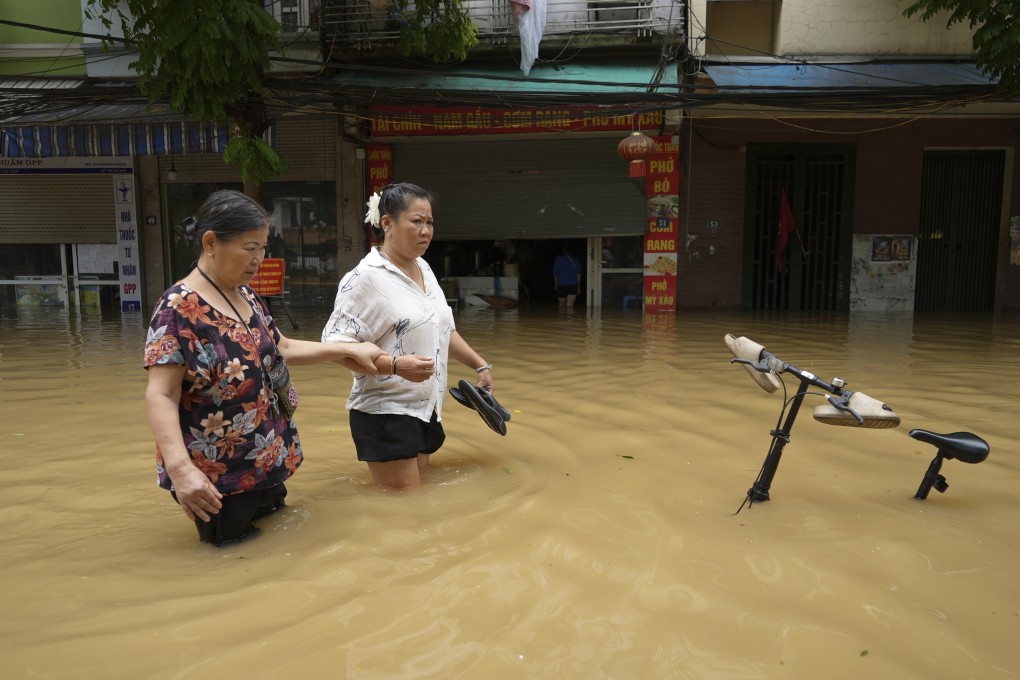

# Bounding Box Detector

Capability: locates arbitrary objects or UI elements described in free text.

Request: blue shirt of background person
[552,248,582,312]
[553,250,581,286]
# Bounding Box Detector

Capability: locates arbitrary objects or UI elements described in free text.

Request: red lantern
[616,131,656,178]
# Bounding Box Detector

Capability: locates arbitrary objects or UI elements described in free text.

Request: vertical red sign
[364,143,393,245]
[642,137,680,312]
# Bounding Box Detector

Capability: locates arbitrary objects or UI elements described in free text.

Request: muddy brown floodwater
[1,305,1018,679]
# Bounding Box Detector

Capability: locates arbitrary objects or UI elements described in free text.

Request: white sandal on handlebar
[724,334,781,394]
[812,392,901,429]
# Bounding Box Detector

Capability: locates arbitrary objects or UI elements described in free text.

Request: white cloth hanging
[514,0,547,76]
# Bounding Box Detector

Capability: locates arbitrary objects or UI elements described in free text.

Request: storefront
[157,117,353,311]
[366,106,681,310]
[0,156,141,313]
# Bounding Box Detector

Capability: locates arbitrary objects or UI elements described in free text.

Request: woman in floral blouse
[144,190,399,546]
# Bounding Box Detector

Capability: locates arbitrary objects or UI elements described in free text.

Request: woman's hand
[168,463,223,522]
[477,368,494,393]
[394,354,434,382]
[340,341,386,373]
[147,364,223,522]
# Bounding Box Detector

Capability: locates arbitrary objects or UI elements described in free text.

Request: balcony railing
[319,0,685,49]
[265,0,323,33]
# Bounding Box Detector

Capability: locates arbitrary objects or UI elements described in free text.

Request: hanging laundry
[515,0,547,76]
[510,0,531,19]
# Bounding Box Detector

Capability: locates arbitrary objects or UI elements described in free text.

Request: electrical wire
[0,13,1011,127]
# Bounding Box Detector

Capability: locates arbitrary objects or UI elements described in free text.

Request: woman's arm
[448,330,494,392]
[277,335,387,373]
[145,364,223,522]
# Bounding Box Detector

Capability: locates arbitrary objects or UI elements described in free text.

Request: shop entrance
[425,238,588,308]
[425,235,645,310]
[590,235,645,310]
[0,243,122,314]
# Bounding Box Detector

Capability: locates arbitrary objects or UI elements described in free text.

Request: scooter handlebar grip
[812,391,901,429]
[724,334,781,394]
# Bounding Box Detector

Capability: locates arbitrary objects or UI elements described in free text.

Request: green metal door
[743,145,856,311]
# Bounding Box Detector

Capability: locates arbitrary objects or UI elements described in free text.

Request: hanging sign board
[370,106,665,136]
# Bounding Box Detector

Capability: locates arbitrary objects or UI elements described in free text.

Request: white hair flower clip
[364,192,382,228]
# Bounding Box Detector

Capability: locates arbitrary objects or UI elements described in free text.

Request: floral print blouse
[144,283,301,496]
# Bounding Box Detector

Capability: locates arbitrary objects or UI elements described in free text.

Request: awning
[1,117,239,158]
[330,60,680,108]
[1,80,274,158]
[702,62,996,92]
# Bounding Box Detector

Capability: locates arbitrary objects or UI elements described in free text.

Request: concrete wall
[689,0,976,58]
[0,0,85,76]
[849,234,917,312]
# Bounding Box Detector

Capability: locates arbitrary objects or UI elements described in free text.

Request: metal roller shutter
[0,175,117,244]
[274,116,337,180]
[394,137,647,240]
[155,117,337,182]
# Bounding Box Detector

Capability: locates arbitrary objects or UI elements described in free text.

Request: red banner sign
[370,106,665,136]
[365,143,393,245]
[643,137,681,312]
[365,143,392,195]
[251,258,285,297]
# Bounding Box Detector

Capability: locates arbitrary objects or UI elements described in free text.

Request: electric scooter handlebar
[814,391,900,429]
[724,333,901,430]
[724,334,781,393]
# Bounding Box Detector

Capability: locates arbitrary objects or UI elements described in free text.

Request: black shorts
[349,409,446,462]
[556,284,579,298]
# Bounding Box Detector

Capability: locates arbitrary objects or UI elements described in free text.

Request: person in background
[553,244,582,312]
[144,189,389,546]
[321,182,496,490]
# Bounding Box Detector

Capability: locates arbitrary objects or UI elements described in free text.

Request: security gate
[743,145,856,311]
[915,150,1005,312]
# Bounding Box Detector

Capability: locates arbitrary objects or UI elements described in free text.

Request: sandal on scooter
[451,379,509,436]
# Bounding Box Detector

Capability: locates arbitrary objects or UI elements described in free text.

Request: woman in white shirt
[322,183,495,489]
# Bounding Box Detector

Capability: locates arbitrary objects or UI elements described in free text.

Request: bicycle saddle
[908,429,990,464]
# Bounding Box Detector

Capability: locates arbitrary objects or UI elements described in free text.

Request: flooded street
[1,305,1018,679]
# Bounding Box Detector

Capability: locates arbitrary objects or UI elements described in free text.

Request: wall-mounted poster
[77,244,118,274]
[872,235,912,262]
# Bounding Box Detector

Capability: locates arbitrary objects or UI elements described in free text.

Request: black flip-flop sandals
[449,379,511,436]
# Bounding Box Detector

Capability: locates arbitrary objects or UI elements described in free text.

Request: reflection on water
[2,305,1019,678]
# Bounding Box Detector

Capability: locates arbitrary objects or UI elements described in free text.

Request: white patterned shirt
[321,247,455,422]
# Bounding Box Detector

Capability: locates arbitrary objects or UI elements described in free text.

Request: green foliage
[393,0,479,63]
[222,134,288,187]
[86,0,279,118]
[903,0,1020,93]
[85,0,285,188]
[84,0,481,188]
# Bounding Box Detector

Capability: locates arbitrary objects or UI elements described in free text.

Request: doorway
[915,150,1005,312]
[588,235,645,310]
[743,145,856,311]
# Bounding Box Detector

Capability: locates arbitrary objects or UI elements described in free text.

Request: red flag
[776,187,798,272]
